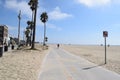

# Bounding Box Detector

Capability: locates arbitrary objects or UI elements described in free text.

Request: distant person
[57,44,60,48]
[108,44,110,47]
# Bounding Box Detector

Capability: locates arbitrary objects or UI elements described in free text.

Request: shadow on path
[82,63,105,70]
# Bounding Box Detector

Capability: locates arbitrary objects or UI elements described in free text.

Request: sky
[0,0,120,45]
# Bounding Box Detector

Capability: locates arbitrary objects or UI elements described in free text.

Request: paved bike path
[39,48,120,80]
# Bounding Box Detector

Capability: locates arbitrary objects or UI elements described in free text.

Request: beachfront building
[0,25,8,46]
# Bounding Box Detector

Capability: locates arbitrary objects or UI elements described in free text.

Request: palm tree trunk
[31,2,37,49]
[30,11,34,46]
[43,23,46,46]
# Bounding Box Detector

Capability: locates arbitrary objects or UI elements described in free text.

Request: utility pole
[18,10,21,48]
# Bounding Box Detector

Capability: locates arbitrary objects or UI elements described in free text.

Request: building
[0,25,8,46]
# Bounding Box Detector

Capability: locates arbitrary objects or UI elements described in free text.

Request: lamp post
[18,10,21,48]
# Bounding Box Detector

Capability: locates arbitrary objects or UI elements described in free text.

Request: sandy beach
[0,44,49,80]
[0,44,120,80]
[61,45,120,74]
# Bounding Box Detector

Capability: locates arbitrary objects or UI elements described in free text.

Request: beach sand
[61,45,120,74]
[0,44,49,80]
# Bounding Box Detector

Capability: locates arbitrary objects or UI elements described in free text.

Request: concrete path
[39,48,120,80]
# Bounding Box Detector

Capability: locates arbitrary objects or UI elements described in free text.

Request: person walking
[57,44,60,48]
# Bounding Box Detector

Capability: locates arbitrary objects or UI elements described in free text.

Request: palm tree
[27,21,34,30]
[27,21,33,46]
[40,12,48,46]
[25,27,30,46]
[28,0,38,49]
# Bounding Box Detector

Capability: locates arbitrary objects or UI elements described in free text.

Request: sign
[103,31,108,37]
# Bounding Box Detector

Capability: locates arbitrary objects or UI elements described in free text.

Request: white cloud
[8,25,17,31]
[112,0,120,4]
[7,25,25,32]
[5,0,32,18]
[4,0,65,32]
[47,23,62,31]
[5,0,47,26]
[48,7,73,20]
[7,25,25,38]
[75,0,111,7]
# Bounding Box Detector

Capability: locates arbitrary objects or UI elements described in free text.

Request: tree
[28,0,38,49]
[40,12,48,46]
[27,21,33,46]
[27,21,31,26]
[25,27,30,46]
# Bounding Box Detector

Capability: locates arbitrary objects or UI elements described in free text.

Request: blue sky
[0,0,120,45]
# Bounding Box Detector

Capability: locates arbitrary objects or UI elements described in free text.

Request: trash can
[4,46,8,52]
[0,47,3,57]
[11,45,14,50]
